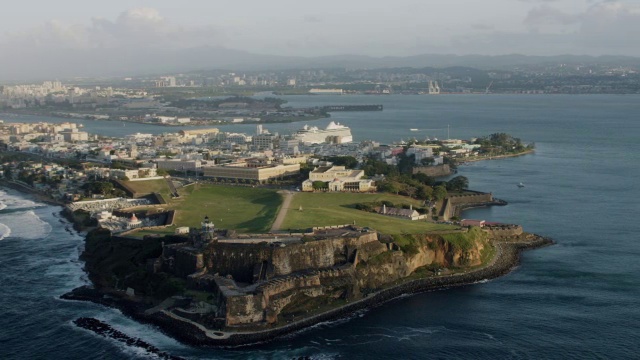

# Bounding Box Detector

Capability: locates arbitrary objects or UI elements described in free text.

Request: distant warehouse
[202,162,300,183]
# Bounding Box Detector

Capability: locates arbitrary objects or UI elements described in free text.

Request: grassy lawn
[280,192,455,234]
[169,184,282,233]
[123,183,455,235]
[124,179,173,199]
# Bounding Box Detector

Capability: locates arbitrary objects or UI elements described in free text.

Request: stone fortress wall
[484,224,523,238]
[160,226,386,327]
[441,191,497,220]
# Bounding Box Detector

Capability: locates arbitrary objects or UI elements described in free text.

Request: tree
[401,185,417,198]
[397,152,415,174]
[379,180,401,195]
[434,185,448,201]
[413,172,435,186]
[446,176,469,192]
[324,156,358,169]
[362,158,398,177]
[312,181,328,190]
[92,181,114,195]
[420,157,435,166]
[416,185,433,200]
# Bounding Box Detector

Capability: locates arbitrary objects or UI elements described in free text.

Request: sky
[2,0,640,57]
[1,0,640,80]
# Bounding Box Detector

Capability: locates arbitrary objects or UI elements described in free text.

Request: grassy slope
[441,226,489,250]
[280,192,455,234]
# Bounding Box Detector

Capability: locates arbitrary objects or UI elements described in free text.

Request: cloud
[447,1,640,55]
[1,8,223,50]
[524,5,580,29]
[577,1,640,50]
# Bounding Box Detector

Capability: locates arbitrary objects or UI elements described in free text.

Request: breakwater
[73,317,184,360]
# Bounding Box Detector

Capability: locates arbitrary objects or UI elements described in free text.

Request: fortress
[158,216,388,327]
[71,210,551,346]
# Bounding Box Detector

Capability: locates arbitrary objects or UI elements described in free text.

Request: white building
[302,165,375,192]
[377,204,427,221]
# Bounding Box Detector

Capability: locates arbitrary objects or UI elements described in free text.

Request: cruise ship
[293,121,353,144]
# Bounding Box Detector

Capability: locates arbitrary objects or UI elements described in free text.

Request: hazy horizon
[2,0,640,80]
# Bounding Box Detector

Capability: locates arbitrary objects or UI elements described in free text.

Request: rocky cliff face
[82,229,187,297]
[355,231,488,290]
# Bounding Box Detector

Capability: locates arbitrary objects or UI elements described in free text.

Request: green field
[125,179,173,198]
[123,180,455,235]
[280,192,455,234]
[173,184,282,233]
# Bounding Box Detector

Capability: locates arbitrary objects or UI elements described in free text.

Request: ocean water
[1,94,639,359]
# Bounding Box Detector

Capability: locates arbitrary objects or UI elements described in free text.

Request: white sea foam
[0,210,52,239]
[47,255,89,291]
[68,321,159,360]
[0,189,43,210]
[0,190,6,211]
[94,310,187,353]
[0,223,11,240]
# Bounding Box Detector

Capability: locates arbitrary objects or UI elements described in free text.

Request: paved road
[270,191,294,232]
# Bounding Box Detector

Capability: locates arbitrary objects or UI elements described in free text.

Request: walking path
[270,191,294,232]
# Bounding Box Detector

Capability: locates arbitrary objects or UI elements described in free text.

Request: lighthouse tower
[191,215,217,247]
[201,215,216,238]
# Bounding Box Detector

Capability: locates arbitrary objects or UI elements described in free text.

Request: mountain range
[2,46,640,82]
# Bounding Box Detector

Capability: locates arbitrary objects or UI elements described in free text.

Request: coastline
[458,149,535,163]
[0,180,65,207]
[2,163,551,348]
[1,109,329,127]
[62,235,553,347]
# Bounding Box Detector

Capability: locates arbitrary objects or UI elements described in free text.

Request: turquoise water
[1,94,639,359]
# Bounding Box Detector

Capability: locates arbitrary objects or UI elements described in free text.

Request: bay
[1,94,639,359]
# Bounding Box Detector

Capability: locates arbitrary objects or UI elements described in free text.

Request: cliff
[81,229,187,298]
[355,227,489,290]
[156,227,491,328]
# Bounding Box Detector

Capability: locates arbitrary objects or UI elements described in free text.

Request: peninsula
[64,219,550,347]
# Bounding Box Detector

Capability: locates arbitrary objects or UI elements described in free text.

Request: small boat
[517,182,525,188]
[410,128,419,131]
